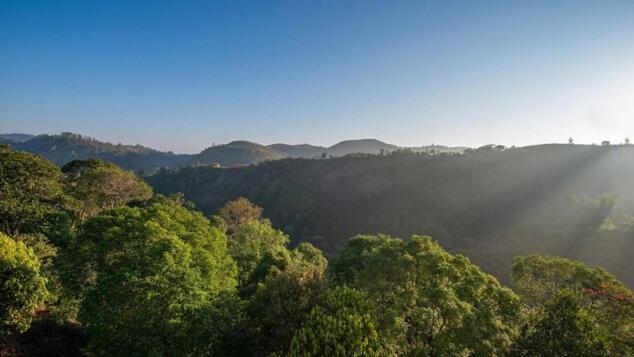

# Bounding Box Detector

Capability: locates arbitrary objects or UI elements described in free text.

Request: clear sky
[2,1,634,153]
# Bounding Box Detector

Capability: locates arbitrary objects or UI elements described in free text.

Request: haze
[2,1,634,153]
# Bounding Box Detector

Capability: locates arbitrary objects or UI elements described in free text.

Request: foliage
[0,146,62,236]
[332,235,521,356]
[7,132,190,172]
[229,220,290,287]
[0,233,48,336]
[63,203,237,355]
[510,292,610,356]
[147,145,634,287]
[217,197,266,234]
[245,243,327,355]
[62,159,153,221]
[512,255,634,354]
[2,148,634,355]
[289,286,382,357]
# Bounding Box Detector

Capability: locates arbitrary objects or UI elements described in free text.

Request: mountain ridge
[1,131,465,170]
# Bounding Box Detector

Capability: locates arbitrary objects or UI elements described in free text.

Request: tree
[0,233,48,336]
[512,255,633,354]
[626,137,631,145]
[0,147,62,236]
[246,243,327,355]
[216,197,265,234]
[62,159,152,221]
[289,286,383,357]
[332,235,520,356]
[511,292,610,356]
[568,137,574,144]
[228,220,290,287]
[62,203,237,355]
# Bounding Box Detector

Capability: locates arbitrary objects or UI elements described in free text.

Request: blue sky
[2,1,634,153]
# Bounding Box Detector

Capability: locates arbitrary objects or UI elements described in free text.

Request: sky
[2,1,634,153]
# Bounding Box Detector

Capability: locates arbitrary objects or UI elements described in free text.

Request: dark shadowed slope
[147,144,634,287]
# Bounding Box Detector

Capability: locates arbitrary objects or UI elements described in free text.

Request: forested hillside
[267,143,326,158]
[3,133,190,172]
[148,144,634,287]
[2,132,466,171]
[192,141,285,166]
[1,144,632,355]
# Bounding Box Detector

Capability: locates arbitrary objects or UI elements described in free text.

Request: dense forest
[1,143,632,356]
[148,144,634,287]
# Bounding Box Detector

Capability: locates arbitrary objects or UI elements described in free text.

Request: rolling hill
[268,143,326,158]
[3,132,190,172]
[192,140,285,166]
[2,132,466,170]
[0,133,36,143]
[325,139,399,157]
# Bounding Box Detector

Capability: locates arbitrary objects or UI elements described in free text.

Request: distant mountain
[192,141,284,166]
[325,139,399,157]
[0,133,36,143]
[4,132,190,172]
[2,132,468,169]
[268,143,326,158]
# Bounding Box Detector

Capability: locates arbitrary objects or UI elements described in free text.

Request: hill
[325,139,398,157]
[147,144,634,287]
[4,132,190,172]
[268,143,326,158]
[0,133,36,143]
[192,140,285,166]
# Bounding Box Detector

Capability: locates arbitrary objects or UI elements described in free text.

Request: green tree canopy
[62,159,152,221]
[246,242,327,355]
[332,235,521,356]
[289,286,382,357]
[511,292,610,356]
[512,255,633,354]
[216,197,265,234]
[0,147,62,236]
[62,203,236,355]
[228,220,290,287]
[0,233,48,336]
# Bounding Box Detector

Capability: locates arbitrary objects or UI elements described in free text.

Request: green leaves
[0,147,62,236]
[332,235,521,356]
[0,233,48,336]
[512,255,633,355]
[289,286,382,357]
[63,203,237,355]
[61,159,153,221]
[511,292,611,356]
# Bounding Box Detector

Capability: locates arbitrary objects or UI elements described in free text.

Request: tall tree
[216,197,265,234]
[0,146,62,236]
[61,203,237,355]
[512,255,633,355]
[332,235,521,356]
[62,159,152,221]
[228,220,290,287]
[511,292,610,356]
[246,243,327,355]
